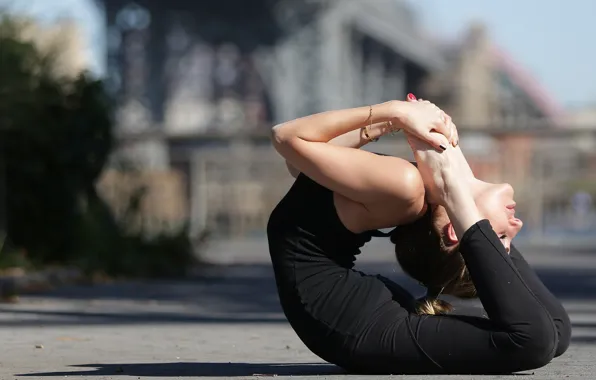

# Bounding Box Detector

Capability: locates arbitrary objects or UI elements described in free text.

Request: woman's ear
[443,222,459,246]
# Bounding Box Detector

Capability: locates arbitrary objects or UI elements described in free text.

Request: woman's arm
[284,121,393,178]
[272,101,445,206]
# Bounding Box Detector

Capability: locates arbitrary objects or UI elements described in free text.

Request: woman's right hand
[392,99,457,151]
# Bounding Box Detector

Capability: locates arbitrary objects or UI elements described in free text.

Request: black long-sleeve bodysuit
[266,173,571,375]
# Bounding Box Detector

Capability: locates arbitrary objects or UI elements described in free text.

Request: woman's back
[266,174,414,365]
[267,172,370,268]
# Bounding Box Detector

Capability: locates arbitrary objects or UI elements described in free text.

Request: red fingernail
[407,93,417,101]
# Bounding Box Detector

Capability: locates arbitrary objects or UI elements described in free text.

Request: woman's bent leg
[508,245,571,357]
[348,221,558,375]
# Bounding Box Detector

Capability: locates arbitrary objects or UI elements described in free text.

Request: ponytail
[415,297,453,315]
[415,286,452,315]
[392,205,478,315]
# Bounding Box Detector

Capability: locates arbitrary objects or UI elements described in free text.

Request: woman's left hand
[391,99,453,151]
[405,94,459,147]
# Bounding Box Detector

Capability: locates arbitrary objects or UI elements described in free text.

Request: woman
[266,95,571,374]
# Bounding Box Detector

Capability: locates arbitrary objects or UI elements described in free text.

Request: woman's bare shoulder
[336,153,425,232]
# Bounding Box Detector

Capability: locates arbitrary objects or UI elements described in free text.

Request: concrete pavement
[1,236,595,379]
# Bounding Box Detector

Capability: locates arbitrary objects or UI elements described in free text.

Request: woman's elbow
[270,124,281,143]
[271,124,292,149]
[401,165,426,206]
[271,124,303,157]
[382,163,426,220]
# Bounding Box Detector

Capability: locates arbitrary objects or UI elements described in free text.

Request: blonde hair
[416,298,453,315]
[391,205,477,315]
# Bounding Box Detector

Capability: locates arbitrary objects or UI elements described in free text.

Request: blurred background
[1,0,595,283]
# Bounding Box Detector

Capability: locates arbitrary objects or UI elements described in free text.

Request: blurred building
[422,23,596,235]
[98,0,447,236]
[560,104,596,191]
[424,22,562,130]
[97,1,594,239]
[563,105,596,130]
[421,23,575,223]
[100,0,443,138]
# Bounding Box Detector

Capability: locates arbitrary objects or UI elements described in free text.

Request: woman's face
[474,181,523,252]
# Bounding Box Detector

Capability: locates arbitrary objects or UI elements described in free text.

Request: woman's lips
[506,204,516,218]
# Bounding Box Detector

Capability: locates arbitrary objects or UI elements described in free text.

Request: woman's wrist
[365,121,395,140]
[361,123,382,141]
[376,100,403,120]
[388,100,412,131]
[361,101,404,142]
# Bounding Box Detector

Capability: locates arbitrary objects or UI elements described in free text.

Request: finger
[416,128,449,152]
[407,93,417,101]
[432,118,451,140]
[405,128,431,149]
[441,111,449,124]
[452,122,459,147]
[440,113,456,147]
[443,114,456,146]
[428,135,448,152]
[445,116,459,147]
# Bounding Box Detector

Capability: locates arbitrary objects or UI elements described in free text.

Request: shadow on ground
[16,362,344,377]
[0,260,595,329]
[14,361,541,377]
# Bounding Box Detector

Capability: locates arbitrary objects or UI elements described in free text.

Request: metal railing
[102,128,596,245]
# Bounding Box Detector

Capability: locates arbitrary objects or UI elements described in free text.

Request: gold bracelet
[364,105,378,142]
[363,127,378,142]
[386,120,402,135]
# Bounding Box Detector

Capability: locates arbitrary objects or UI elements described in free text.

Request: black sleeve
[382,220,559,374]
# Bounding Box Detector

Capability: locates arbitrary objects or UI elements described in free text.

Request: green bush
[73,187,203,278]
[0,15,201,278]
[1,15,111,263]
